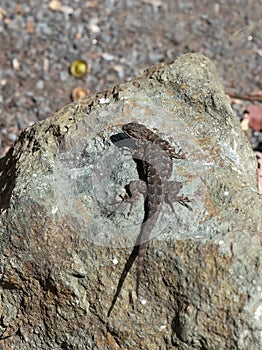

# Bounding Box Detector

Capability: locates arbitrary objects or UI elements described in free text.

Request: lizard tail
[136,241,147,297]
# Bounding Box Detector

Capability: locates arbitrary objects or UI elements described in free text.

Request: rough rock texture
[0,53,261,350]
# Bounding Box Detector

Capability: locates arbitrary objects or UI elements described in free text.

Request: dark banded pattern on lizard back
[122,122,177,296]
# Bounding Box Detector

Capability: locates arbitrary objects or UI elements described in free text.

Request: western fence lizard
[108,122,191,316]
[122,122,192,294]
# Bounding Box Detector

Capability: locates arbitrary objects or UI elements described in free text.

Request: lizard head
[122,122,155,142]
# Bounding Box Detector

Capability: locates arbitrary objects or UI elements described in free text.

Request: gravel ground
[0,0,261,157]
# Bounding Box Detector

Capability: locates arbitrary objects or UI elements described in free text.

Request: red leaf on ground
[246,105,262,131]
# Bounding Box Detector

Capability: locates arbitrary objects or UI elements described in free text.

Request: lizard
[122,122,192,294]
[108,122,191,316]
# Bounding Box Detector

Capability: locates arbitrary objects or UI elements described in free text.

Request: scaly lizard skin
[122,122,191,296]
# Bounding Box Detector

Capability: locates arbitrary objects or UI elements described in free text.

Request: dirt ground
[0,0,261,158]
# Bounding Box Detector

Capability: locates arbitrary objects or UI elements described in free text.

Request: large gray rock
[0,53,261,350]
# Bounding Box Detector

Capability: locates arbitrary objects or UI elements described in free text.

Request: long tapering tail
[136,241,148,296]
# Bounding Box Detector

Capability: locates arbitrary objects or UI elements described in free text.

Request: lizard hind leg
[164,181,192,212]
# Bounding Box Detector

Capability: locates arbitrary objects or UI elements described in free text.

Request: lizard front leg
[124,179,147,215]
[108,179,147,217]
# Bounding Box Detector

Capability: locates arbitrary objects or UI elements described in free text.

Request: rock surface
[0,53,261,349]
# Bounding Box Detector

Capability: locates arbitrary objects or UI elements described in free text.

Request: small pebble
[60,70,69,81]
[36,80,44,89]
[8,133,17,142]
